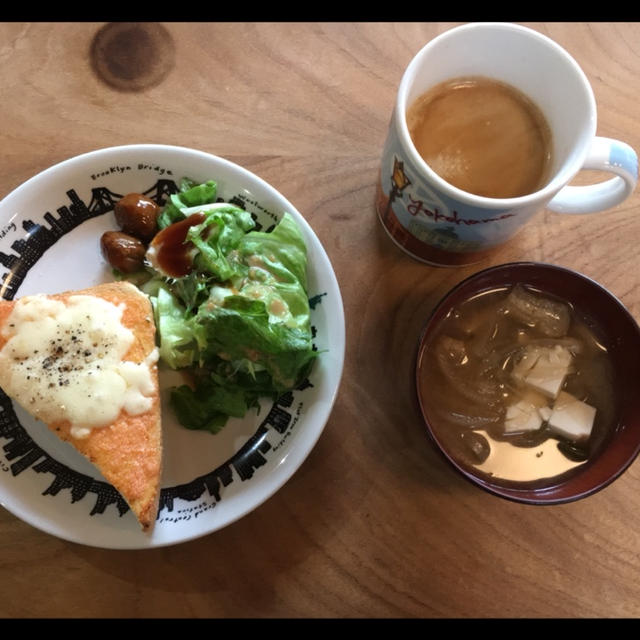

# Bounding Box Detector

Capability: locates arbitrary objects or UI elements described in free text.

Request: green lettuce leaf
[196,295,316,392]
[238,212,309,292]
[149,182,317,433]
[186,205,255,282]
[157,179,218,229]
[152,285,205,369]
[170,376,254,434]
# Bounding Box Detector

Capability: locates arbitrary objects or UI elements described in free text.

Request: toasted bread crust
[0,281,162,531]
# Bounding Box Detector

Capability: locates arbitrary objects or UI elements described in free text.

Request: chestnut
[100,231,147,273]
[114,193,159,242]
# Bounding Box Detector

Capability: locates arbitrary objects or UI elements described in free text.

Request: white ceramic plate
[0,144,345,549]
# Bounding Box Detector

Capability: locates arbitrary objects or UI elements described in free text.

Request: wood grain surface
[1,21,640,619]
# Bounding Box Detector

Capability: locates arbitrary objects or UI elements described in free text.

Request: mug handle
[546,137,638,214]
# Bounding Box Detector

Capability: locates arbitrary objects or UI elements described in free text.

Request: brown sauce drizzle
[150,213,206,278]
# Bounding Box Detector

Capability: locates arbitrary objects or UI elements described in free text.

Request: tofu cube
[512,344,573,399]
[538,405,553,422]
[504,399,544,434]
[548,391,596,442]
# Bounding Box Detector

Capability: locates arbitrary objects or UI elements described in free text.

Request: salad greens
[139,178,318,434]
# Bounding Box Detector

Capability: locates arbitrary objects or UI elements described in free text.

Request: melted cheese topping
[0,294,158,439]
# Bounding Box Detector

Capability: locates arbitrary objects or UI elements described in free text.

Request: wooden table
[1,21,639,619]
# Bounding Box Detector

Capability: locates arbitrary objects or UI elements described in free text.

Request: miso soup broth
[418,284,616,486]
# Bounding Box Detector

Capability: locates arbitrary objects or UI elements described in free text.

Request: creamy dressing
[0,294,158,439]
[205,267,298,328]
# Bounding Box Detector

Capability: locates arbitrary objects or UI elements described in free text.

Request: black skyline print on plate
[0,179,317,524]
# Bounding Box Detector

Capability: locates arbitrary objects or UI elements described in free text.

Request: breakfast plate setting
[0,144,345,549]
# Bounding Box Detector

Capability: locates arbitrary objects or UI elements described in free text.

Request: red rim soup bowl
[415,261,640,504]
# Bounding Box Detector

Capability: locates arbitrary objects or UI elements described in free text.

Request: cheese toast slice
[0,281,162,532]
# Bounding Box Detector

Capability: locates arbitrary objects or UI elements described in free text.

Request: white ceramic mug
[375,22,638,267]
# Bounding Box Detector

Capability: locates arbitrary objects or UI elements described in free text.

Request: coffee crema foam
[407,76,553,199]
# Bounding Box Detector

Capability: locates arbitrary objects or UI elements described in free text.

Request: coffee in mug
[376,23,638,267]
[406,76,553,199]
